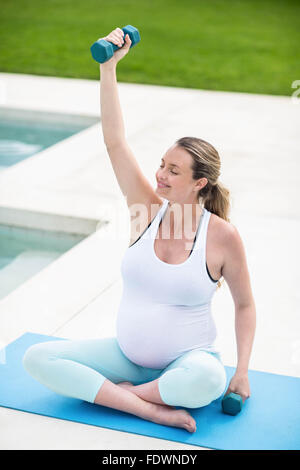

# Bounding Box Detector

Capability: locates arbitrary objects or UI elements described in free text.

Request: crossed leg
[119,348,227,409]
[22,337,198,432]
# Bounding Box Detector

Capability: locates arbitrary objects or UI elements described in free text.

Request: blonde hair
[175,136,231,289]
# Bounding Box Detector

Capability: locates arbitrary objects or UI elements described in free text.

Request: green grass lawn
[0,0,299,95]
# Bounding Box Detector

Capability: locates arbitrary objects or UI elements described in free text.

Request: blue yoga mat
[1,332,300,450]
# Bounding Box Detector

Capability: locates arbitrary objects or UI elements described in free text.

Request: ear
[195,177,208,191]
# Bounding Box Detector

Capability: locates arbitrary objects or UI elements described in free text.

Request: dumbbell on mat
[91,25,141,63]
[221,392,244,415]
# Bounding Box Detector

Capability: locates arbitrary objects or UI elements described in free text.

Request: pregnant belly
[116,303,214,369]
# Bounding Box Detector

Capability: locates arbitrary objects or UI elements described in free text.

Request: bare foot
[117,382,196,432]
[117,381,175,409]
[148,403,197,433]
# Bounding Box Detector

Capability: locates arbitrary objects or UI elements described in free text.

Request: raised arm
[99,29,127,147]
[99,28,161,210]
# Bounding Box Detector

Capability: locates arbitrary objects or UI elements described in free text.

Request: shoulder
[211,216,254,308]
[208,212,236,243]
[209,213,249,282]
[210,214,247,268]
[209,213,244,259]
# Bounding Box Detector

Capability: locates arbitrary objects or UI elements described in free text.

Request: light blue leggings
[22,337,227,408]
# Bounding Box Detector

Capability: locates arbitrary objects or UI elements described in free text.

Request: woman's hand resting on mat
[224,372,251,404]
[100,28,132,67]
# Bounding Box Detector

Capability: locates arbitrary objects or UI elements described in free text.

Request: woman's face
[155,145,207,204]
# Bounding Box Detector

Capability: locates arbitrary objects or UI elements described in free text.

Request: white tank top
[116,198,220,369]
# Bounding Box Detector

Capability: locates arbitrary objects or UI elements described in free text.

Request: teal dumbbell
[91,25,141,63]
[221,392,243,415]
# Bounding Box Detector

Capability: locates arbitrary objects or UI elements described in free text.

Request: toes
[189,424,197,433]
[186,419,197,433]
[184,423,194,433]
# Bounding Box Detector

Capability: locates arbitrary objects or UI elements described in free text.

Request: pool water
[0,224,86,301]
[0,108,98,170]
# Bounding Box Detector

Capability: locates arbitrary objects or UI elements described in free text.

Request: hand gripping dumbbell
[90,25,141,63]
[221,392,244,416]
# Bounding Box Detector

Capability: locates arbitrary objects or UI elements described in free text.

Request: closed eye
[159,165,178,175]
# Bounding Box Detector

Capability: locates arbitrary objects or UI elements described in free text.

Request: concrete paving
[0,72,299,450]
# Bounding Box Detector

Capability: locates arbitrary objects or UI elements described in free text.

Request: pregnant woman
[23,29,256,433]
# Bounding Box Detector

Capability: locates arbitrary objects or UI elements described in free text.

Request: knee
[159,360,227,409]
[206,365,227,400]
[22,342,53,377]
[189,362,227,407]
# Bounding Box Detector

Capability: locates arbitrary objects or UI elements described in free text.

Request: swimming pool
[0,224,86,301]
[0,107,98,170]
